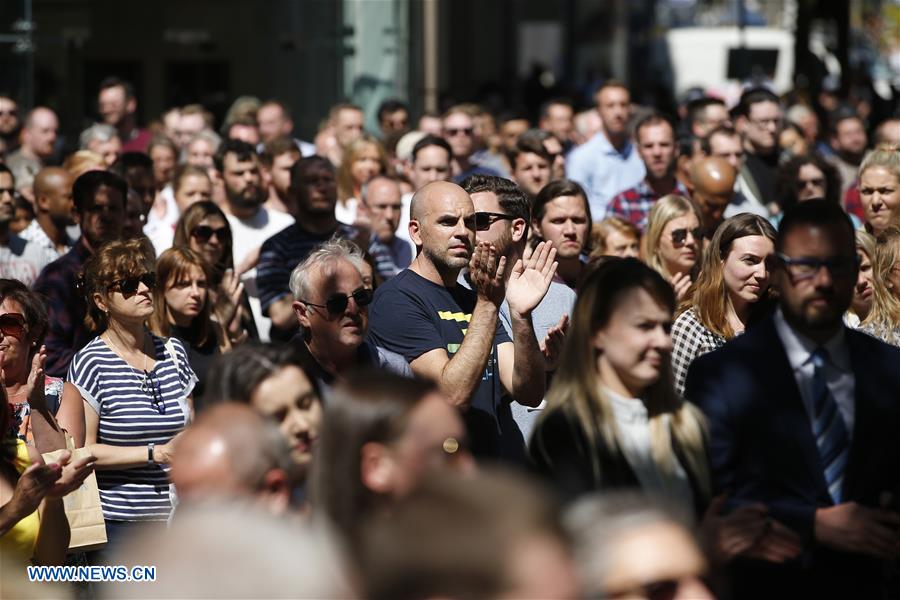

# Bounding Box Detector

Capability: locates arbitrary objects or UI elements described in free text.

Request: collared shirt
[32,238,94,378]
[773,309,855,438]
[606,178,690,232]
[565,132,646,219]
[671,307,728,397]
[368,235,412,280]
[19,220,75,270]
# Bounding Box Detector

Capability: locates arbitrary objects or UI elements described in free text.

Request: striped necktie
[810,347,849,504]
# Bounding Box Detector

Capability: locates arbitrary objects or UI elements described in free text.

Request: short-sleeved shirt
[367,269,512,459]
[68,334,197,522]
[0,235,46,286]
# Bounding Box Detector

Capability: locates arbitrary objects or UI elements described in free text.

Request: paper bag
[42,437,107,553]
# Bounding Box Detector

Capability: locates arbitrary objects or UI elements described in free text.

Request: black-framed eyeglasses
[190,225,230,243]
[474,211,515,231]
[0,313,26,339]
[301,287,373,316]
[108,273,156,298]
[774,252,859,281]
[671,227,702,247]
[142,371,166,415]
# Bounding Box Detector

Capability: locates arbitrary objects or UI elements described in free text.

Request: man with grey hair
[289,238,410,395]
[360,174,411,279]
[79,123,122,167]
[170,403,294,516]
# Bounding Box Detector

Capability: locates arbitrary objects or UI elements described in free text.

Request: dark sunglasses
[108,273,157,297]
[671,227,702,247]
[0,313,26,339]
[190,225,230,243]
[445,127,473,137]
[302,287,373,315]
[474,211,515,231]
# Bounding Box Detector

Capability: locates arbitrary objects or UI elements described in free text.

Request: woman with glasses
[860,226,900,346]
[671,214,776,396]
[173,201,255,345]
[149,247,231,405]
[57,238,196,555]
[643,195,703,301]
[0,279,64,445]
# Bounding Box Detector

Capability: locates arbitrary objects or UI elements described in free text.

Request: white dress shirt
[773,309,855,438]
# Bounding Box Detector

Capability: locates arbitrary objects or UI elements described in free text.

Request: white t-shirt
[227,207,295,342]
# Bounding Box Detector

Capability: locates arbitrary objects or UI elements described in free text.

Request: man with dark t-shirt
[368,181,555,460]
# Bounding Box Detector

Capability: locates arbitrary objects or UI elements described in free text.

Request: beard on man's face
[227,184,265,210]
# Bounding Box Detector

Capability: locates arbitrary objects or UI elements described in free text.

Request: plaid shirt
[671,307,727,397]
[606,179,690,232]
[32,238,94,378]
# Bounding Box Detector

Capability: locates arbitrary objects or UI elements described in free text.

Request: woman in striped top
[57,238,196,552]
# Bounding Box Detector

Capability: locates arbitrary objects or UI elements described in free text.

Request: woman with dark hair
[203,342,322,478]
[530,179,592,289]
[311,370,472,546]
[56,238,196,552]
[149,247,232,401]
[773,154,844,226]
[671,214,776,395]
[0,279,63,445]
[529,258,800,564]
[173,201,254,344]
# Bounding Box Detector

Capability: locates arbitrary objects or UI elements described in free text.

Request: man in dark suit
[686,199,900,598]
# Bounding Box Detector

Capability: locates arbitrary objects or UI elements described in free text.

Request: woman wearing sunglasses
[173,201,255,345]
[57,238,197,556]
[643,195,703,302]
[149,247,231,406]
[671,214,776,396]
[0,279,63,445]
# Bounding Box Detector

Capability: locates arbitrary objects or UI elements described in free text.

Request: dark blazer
[685,314,900,598]
[528,406,709,516]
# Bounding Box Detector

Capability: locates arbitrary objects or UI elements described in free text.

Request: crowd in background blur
[1,69,900,600]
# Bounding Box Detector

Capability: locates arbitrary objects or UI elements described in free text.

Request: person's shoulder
[71,337,109,366]
[373,343,412,375]
[266,207,295,229]
[848,326,900,360]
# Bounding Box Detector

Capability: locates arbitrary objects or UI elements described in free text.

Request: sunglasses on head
[191,225,229,243]
[0,313,26,339]
[671,227,703,247]
[474,211,515,231]
[302,287,373,315]
[108,273,156,297]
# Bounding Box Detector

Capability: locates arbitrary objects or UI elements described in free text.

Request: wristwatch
[147,442,156,466]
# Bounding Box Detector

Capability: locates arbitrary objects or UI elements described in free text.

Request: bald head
[171,403,291,511]
[23,107,58,160]
[690,157,735,234]
[33,167,74,224]
[409,181,475,273]
[34,167,71,196]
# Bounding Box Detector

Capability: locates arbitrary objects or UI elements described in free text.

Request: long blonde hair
[863,226,900,328]
[683,213,776,338]
[542,258,710,500]
[643,194,703,280]
[336,135,389,203]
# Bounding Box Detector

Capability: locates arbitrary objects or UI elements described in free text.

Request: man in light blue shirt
[566,82,645,218]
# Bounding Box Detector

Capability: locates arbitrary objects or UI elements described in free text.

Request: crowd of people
[1,72,900,599]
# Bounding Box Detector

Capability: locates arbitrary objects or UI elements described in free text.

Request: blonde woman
[335,135,389,225]
[529,257,800,564]
[643,195,703,301]
[845,230,876,328]
[858,144,900,236]
[590,216,640,259]
[860,226,900,346]
[671,214,776,396]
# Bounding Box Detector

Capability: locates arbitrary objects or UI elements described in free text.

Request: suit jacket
[685,314,900,598]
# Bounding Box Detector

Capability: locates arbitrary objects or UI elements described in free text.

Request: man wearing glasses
[368,180,554,462]
[460,174,574,449]
[441,106,502,183]
[734,87,783,214]
[685,199,900,598]
[290,239,410,395]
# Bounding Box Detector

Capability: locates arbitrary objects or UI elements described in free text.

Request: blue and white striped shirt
[68,334,197,522]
